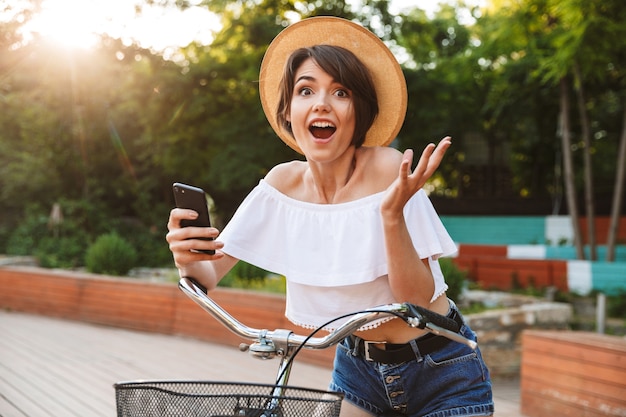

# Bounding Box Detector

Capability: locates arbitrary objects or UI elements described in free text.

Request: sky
[19,0,467,52]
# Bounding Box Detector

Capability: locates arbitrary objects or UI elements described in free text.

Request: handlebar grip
[187,277,208,294]
[406,303,461,333]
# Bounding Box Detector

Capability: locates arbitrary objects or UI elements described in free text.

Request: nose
[312,92,331,112]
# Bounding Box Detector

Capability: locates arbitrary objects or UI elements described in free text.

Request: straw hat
[259,16,407,154]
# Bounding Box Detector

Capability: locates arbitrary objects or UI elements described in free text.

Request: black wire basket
[114,381,344,417]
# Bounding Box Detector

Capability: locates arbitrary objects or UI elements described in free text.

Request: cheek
[289,101,306,124]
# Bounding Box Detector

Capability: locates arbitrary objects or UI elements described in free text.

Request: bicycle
[114,276,478,417]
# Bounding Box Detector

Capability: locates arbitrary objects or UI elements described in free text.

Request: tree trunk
[560,77,585,259]
[574,63,596,260]
[606,105,626,262]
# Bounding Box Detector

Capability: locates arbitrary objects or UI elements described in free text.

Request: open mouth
[309,121,336,139]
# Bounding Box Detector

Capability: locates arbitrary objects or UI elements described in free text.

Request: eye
[298,87,313,96]
[334,88,350,98]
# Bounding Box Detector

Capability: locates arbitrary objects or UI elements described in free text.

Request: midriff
[353,294,451,344]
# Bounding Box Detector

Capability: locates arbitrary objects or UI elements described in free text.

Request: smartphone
[172,182,215,255]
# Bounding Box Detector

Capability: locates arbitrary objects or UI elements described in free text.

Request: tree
[607,107,626,261]
[475,0,626,257]
[539,0,626,259]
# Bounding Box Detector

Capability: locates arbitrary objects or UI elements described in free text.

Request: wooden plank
[522,348,626,386]
[0,369,45,417]
[0,314,113,416]
[521,378,626,416]
[521,330,626,417]
[524,331,626,355]
[521,363,625,403]
[457,244,508,257]
[0,310,336,417]
[523,332,626,371]
[521,393,609,417]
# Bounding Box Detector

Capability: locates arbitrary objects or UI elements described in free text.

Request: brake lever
[402,303,477,350]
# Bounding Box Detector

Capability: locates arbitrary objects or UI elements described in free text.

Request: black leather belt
[353,308,464,364]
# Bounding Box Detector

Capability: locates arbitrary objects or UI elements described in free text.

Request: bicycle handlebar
[178,277,477,351]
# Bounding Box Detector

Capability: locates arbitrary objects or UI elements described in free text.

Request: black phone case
[173,183,215,254]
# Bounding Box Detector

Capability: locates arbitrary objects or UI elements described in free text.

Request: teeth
[310,121,335,128]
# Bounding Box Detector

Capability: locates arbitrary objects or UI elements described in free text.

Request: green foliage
[85,233,138,276]
[4,200,168,270]
[5,206,49,256]
[439,257,467,302]
[219,274,287,294]
[607,291,626,319]
[111,218,173,268]
[224,261,271,283]
[218,261,285,293]
[2,0,626,274]
[6,203,91,268]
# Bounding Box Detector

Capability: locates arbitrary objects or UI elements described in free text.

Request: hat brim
[259,17,407,154]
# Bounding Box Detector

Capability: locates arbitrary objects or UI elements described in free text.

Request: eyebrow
[295,75,316,84]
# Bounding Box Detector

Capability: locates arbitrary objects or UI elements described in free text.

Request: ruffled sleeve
[218,180,457,287]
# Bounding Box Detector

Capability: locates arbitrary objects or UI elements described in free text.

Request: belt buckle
[363,340,386,362]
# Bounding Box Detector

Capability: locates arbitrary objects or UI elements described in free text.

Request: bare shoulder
[357,146,404,187]
[264,160,306,193]
[367,146,403,167]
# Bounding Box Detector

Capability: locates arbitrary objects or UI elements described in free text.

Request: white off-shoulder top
[218,180,457,331]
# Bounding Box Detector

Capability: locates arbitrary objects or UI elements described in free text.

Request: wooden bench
[521,330,626,417]
[453,256,568,291]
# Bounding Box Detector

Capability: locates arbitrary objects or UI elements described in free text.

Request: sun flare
[21,0,220,51]
[24,0,105,49]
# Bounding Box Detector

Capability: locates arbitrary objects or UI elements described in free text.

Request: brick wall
[0,266,334,368]
[0,266,573,377]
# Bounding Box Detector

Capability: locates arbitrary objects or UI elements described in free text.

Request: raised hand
[381,137,451,217]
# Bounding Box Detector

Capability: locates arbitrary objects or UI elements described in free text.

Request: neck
[306,150,358,204]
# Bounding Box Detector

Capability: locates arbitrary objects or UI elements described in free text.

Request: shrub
[218,261,283,292]
[229,261,270,282]
[85,233,138,276]
[6,207,49,256]
[440,257,467,302]
[607,291,626,318]
[112,219,172,268]
[35,235,88,268]
[6,204,92,268]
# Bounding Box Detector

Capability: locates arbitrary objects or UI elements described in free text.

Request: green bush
[35,235,89,268]
[6,204,91,268]
[607,291,626,318]
[228,261,270,282]
[440,257,467,302]
[3,200,170,270]
[112,218,172,268]
[6,206,49,256]
[85,233,138,276]
[218,261,283,292]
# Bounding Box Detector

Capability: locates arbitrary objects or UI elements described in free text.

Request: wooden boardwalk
[0,311,522,417]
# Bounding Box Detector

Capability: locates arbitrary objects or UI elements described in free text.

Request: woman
[167,17,494,417]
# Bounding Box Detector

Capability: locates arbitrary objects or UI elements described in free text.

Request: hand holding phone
[172,182,215,255]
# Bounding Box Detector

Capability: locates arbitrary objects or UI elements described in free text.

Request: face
[287,58,356,161]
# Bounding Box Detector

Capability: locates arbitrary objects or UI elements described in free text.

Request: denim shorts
[329,303,494,417]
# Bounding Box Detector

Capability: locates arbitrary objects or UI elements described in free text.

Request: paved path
[0,311,523,416]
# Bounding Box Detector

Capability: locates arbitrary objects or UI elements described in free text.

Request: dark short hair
[276,45,379,148]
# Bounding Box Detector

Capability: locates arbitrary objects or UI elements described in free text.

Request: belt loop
[408,339,424,362]
[351,336,362,357]
[446,298,454,316]
[448,298,465,326]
